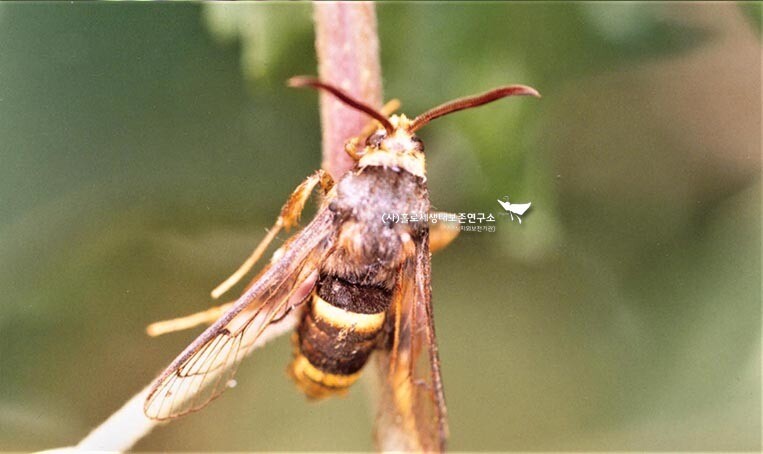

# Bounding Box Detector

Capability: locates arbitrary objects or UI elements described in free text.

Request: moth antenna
[410,84,541,132]
[288,76,394,134]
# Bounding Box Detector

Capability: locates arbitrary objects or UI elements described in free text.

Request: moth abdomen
[289,275,392,398]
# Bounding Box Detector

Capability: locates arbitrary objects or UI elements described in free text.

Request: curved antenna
[288,76,394,134]
[410,85,540,132]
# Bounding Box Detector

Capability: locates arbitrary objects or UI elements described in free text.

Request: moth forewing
[374,227,448,452]
[144,208,337,420]
[414,230,449,448]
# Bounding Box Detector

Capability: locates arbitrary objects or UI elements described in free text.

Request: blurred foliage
[0,2,760,452]
[739,1,762,35]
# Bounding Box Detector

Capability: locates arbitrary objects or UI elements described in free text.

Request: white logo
[497,196,531,224]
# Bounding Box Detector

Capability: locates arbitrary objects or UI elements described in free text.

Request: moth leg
[146,301,234,337]
[345,99,401,160]
[429,212,460,253]
[210,169,334,299]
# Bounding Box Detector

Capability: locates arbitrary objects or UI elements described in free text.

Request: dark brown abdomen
[289,274,392,398]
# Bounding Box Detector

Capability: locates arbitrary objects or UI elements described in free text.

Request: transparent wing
[375,228,448,452]
[144,208,336,420]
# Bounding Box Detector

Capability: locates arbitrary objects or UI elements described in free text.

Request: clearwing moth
[144,77,539,452]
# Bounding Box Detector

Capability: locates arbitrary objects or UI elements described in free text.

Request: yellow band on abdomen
[312,294,385,333]
[290,354,361,389]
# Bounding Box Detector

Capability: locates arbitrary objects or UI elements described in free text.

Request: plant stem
[314,4,405,452]
[313,2,383,179]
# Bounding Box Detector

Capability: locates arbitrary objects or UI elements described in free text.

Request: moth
[497,196,532,224]
[144,76,539,451]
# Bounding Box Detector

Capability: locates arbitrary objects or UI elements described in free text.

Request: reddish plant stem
[313,2,383,180]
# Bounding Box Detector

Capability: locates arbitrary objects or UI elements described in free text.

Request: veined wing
[375,227,448,452]
[144,208,336,420]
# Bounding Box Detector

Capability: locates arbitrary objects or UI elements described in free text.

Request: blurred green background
[0,2,760,451]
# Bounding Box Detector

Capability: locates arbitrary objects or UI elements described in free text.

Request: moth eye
[411,136,424,152]
[366,131,386,148]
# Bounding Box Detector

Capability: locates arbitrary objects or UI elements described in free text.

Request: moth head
[288,76,540,177]
[364,115,423,153]
[358,115,427,178]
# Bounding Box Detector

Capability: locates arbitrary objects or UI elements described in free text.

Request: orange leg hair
[145,170,333,337]
[210,170,333,299]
